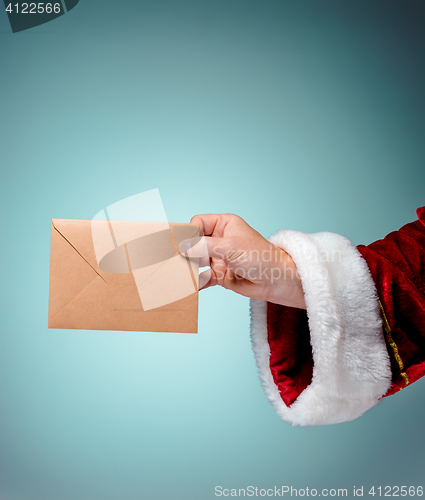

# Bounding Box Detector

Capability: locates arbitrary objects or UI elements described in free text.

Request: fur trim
[250,230,392,426]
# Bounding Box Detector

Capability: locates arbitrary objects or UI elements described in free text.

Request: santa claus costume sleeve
[250,207,425,426]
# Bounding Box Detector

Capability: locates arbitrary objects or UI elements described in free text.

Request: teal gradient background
[1,1,424,499]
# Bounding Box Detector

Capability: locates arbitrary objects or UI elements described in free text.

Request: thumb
[179,236,231,260]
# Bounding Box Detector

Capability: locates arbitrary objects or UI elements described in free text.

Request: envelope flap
[52,218,99,270]
[51,219,133,285]
[51,219,200,287]
[49,221,99,318]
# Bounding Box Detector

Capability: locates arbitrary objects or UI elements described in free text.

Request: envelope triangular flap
[49,222,99,319]
[51,219,133,286]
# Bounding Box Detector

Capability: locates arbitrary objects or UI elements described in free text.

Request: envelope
[48,219,200,333]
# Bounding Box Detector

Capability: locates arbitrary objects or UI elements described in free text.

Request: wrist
[267,247,306,309]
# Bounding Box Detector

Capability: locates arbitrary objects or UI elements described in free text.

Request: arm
[180,208,425,426]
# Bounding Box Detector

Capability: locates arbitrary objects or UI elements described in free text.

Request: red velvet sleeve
[357,207,425,396]
[267,207,425,405]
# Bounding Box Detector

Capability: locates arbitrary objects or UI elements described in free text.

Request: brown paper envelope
[48,219,200,333]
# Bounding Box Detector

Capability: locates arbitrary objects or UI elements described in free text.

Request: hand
[179,214,306,309]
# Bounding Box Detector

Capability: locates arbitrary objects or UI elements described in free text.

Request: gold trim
[400,372,410,386]
[378,299,409,387]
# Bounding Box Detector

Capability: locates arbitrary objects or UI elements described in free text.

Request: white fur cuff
[250,230,392,426]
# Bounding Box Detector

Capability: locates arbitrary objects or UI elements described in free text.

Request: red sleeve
[266,207,425,408]
[357,206,425,396]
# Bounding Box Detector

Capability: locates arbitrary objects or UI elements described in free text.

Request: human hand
[179,214,306,309]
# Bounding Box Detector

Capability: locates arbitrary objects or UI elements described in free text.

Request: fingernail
[179,239,192,256]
